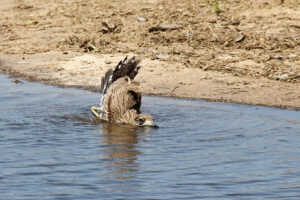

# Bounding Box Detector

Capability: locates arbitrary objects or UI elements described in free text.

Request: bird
[91,56,156,127]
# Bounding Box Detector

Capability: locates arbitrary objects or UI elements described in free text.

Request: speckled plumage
[93,57,154,126]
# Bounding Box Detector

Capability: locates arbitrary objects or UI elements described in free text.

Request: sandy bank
[1,52,299,109]
[0,0,299,109]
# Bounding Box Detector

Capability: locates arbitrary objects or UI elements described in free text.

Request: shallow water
[1,74,300,199]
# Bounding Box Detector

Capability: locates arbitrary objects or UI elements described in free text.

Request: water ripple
[1,74,300,199]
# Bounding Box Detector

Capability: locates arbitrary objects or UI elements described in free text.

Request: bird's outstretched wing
[99,56,141,105]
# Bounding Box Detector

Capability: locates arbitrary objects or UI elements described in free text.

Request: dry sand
[0,0,299,109]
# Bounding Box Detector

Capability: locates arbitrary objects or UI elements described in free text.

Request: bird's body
[91,57,155,126]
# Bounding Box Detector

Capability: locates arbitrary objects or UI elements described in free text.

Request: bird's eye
[135,117,145,123]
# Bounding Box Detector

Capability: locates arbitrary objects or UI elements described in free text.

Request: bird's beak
[153,124,159,129]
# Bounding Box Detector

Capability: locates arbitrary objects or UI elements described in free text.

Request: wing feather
[112,56,141,81]
[99,56,141,106]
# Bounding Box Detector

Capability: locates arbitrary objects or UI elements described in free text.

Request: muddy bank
[1,52,299,109]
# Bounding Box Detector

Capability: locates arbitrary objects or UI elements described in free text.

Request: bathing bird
[91,56,155,127]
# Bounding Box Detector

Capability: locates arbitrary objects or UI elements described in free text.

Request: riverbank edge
[0,65,299,111]
[1,52,299,110]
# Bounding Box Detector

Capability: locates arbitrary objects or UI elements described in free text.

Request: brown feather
[96,57,154,126]
[112,57,141,82]
[100,69,113,94]
[99,57,140,106]
[107,95,112,122]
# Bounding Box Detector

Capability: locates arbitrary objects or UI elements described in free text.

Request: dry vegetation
[0,0,300,85]
[2,0,299,82]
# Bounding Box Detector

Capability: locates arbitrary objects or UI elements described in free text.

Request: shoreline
[1,52,299,110]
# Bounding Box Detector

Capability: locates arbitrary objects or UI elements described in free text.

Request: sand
[0,0,299,109]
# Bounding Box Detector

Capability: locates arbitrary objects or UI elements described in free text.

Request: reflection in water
[100,124,152,180]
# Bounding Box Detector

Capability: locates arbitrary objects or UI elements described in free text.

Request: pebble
[274,73,289,80]
[154,54,169,60]
[137,17,147,22]
[288,54,297,58]
[276,55,284,60]
[149,24,182,32]
[235,35,246,43]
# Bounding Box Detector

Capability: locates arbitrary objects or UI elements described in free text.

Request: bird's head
[134,114,157,127]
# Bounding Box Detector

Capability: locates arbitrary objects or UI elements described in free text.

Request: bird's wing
[106,80,142,122]
[100,56,141,106]
[112,56,141,82]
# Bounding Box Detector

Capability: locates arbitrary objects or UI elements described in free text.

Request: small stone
[223,41,229,46]
[222,20,240,26]
[154,54,169,60]
[63,51,68,54]
[276,55,284,60]
[149,24,182,32]
[235,35,246,43]
[231,20,240,26]
[274,73,289,80]
[137,17,147,22]
[208,19,217,23]
[288,54,297,58]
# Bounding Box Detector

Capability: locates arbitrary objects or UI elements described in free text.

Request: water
[0,74,300,200]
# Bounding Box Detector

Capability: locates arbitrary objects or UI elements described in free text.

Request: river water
[0,74,300,199]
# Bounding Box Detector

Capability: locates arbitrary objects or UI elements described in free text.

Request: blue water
[0,74,300,199]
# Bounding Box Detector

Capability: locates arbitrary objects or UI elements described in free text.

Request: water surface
[0,74,300,199]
